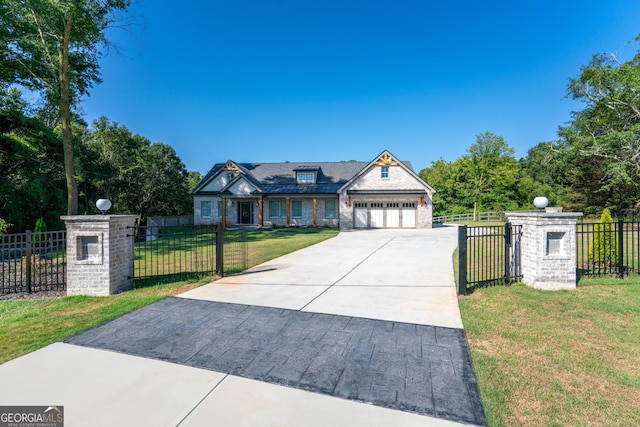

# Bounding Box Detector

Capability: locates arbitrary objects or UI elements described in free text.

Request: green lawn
[459,278,640,426]
[0,228,338,364]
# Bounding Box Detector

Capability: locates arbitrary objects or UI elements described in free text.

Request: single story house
[192,150,435,230]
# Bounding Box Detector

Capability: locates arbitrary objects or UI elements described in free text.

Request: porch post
[313,198,317,227]
[221,197,227,227]
[258,197,263,227]
[286,197,291,227]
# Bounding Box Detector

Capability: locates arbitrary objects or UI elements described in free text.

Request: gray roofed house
[192,150,435,230]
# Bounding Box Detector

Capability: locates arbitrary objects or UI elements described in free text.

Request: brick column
[61,215,138,296]
[506,208,583,290]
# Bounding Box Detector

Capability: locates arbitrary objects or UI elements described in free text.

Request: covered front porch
[220,196,261,226]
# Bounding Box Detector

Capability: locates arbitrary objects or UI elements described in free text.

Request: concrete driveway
[180,227,463,328]
[0,226,485,426]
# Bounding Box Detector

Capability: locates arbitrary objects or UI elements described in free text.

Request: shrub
[34,217,47,233]
[589,208,618,267]
[34,217,47,242]
[0,218,11,234]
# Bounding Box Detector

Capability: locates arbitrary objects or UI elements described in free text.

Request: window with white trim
[296,172,315,183]
[381,166,389,178]
[217,201,223,218]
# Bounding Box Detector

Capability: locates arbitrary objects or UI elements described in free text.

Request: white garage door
[354,203,368,228]
[386,203,400,228]
[370,203,384,228]
[353,202,417,229]
[402,203,416,228]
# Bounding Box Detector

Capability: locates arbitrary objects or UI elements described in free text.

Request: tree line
[420,38,640,219]
[0,89,200,232]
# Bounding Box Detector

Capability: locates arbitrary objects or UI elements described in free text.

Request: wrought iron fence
[1,230,67,294]
[458,223,522,294]
[576,219,640,278]
[129,223,248,282]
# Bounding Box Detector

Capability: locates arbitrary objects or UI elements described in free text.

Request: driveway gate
[457,223,522,295]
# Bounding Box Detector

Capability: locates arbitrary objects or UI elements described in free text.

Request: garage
[353,202,417,229]
[338,151,435,230]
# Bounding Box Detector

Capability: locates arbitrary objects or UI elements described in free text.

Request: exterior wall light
[533,196,549,211]
[96,198,112,214]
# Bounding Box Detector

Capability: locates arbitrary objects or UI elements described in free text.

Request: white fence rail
[433,211,503,223]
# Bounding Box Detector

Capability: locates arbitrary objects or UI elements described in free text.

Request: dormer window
[297,172,315,183]
[294,166,319,184]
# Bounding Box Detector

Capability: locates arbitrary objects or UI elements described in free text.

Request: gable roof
[338,150,435,194]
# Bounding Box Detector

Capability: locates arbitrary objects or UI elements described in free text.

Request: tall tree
[0,0,131,215]
[81,117,193,220]
[561,39,640,213]
[464,131,519,220]
[0,89,66,230]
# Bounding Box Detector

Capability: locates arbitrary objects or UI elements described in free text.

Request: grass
[0,280,202,364]
[459,279,640,426]
[245,228,339,266]
[0,228,338,364]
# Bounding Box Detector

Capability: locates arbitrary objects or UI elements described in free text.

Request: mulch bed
[0,289,66,301]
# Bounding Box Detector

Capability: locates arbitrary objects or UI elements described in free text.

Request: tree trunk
[60,17,78,215]
[473,201,477,222]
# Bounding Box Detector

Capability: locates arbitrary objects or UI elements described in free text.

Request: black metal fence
[576,219,640,278]
[458,223,522,295]
[1,230,67,294]
[129,222,248,282]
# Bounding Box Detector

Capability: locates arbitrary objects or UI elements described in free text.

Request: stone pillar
[61,215,139,296]
[506,208,583,290]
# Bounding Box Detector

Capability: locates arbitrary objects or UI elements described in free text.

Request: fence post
[216,221,224,277]
[504,222,512,283]
[618,218,624,279]
[458,225,467,295]
[25,230,32,293]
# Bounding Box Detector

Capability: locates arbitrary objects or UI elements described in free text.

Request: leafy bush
[34,217,47,233]
[0,218,12,234]
[589,208,617,267]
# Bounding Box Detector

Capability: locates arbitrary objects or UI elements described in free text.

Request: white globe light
[96,198,112,214]
[533,196,549,210]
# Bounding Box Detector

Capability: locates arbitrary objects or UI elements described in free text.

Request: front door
[238,201,254,224]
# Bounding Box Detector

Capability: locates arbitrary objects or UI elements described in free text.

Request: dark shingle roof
[194,161,372,195]
[194,158,417,196]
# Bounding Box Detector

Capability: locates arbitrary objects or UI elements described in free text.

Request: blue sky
[81,1,640,174]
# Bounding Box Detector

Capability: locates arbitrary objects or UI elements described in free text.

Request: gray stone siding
[350,164,424,191]
[193,196,221,226]
[263,197,339,228]
[62,215,138,296]
[506,210,582,290]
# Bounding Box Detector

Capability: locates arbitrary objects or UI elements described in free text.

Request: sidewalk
[0,227,486,426]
